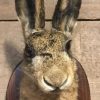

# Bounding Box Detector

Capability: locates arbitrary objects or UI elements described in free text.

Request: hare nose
[43,70,67,88]
[43,77,67,88]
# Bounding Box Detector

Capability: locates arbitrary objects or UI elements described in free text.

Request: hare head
[15,0,81,93]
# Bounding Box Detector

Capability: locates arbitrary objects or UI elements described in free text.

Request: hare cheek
[32,56,43,71]
[63,52,70,61]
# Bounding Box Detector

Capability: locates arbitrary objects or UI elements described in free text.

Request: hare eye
[65,40,72,52]
[40,53,52,58]
[24,44,35,58]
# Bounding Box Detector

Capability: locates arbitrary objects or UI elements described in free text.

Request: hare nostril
[43,77,54,87]
[61,79,68,87]
[43,76,68,88]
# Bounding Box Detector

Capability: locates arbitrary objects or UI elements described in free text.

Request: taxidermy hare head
[15,0,81,95]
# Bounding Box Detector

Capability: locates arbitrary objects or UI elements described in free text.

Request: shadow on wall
[4,41,23,71]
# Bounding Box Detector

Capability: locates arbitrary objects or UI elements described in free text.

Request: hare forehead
[31,33,65,44]
[28,31,67,52]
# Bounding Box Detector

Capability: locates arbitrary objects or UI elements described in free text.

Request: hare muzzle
[43,68,68,90]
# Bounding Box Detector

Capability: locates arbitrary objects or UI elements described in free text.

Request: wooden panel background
[0,0,100,20]
[0,0,100,100]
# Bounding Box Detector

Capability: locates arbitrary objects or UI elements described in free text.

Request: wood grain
[0,0,100,20]
[0,0,17,20]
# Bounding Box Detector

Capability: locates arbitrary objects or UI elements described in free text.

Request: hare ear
[52,0,81,36]
[15,0,45,39]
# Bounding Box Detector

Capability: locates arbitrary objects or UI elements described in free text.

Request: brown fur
[18,30,78,100]
[15,0,81,100]
[19,73,78,100]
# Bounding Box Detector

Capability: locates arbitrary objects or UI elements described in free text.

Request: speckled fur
[18,30,78,100]
[15,0,81,100]
[19,73,78,100]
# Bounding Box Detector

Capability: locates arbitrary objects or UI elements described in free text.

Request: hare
[15,0,81,100]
